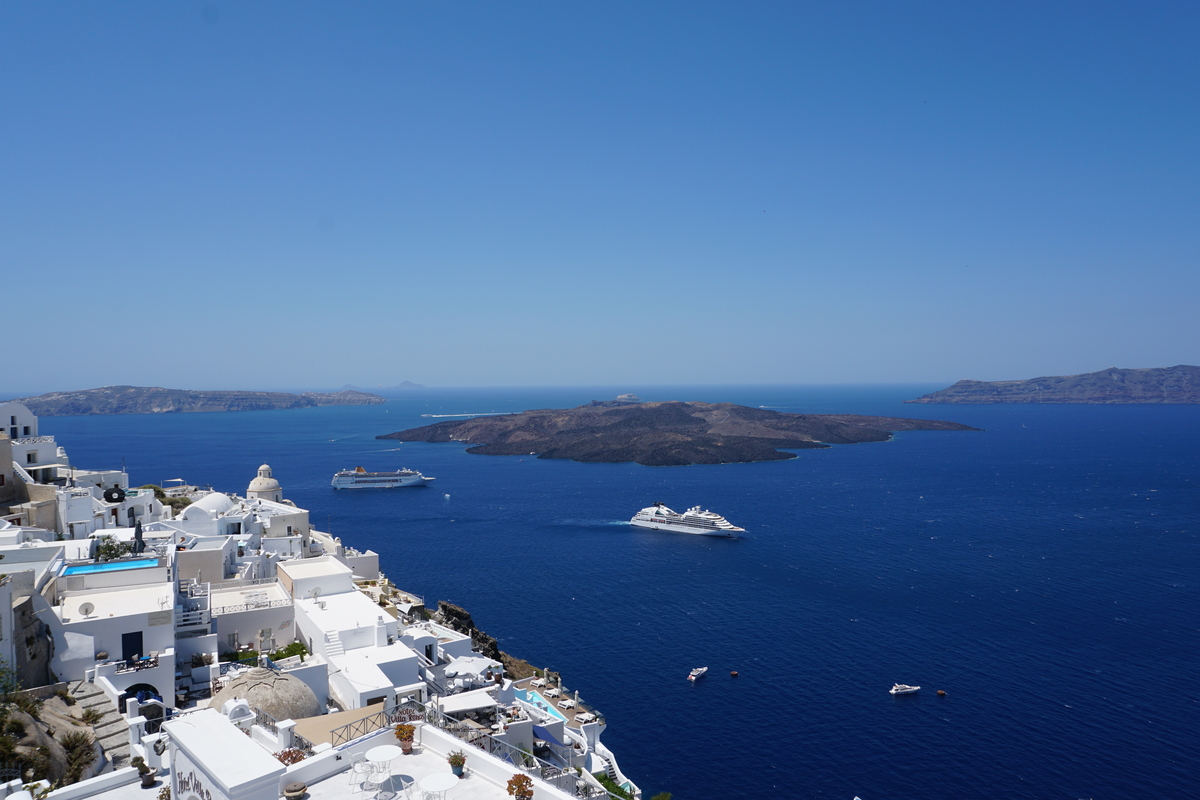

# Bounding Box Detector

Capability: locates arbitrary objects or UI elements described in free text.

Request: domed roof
[248,464,281,495]
[209,667,322,721]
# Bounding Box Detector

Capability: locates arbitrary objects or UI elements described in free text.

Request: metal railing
[115,655,160,674]
[293,731,318,756]
[317,698,625,800]
[210,598,292,615]
[13,436,54,445]
[217,654,280,675]
[176,608,210,627]
[414,701,612,799]
[207,576,281,592]
[255,707,279,734]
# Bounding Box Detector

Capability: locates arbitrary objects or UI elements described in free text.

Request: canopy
[532,724,571,749]
[437,689,499,715]
[444,655,502,677]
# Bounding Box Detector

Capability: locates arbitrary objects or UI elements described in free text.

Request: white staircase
[323,631,345,658]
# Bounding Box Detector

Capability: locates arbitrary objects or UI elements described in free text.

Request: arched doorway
[120,682,166,731]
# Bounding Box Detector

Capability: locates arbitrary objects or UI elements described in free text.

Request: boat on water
[688,667,708,681]
[630,502,744,537]
[331,466,435,489]
[889,683,920,695]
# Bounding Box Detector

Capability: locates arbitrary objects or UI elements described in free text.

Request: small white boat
[889,683,920,695]
[688,667,708,681]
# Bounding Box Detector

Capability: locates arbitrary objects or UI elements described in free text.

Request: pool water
[520,689,568,722]
[63,558,159,576]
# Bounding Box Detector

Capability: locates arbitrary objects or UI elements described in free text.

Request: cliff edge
[907,365,1200,404]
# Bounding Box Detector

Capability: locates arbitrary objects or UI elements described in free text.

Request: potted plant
[394,723,415,755]
[507,773,534,799]
[447,750,467,777]
[131,756,157,788]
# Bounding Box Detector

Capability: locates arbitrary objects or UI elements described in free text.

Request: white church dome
[248,464,282,497]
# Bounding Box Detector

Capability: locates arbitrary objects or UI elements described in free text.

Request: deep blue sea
[39,385,1199,799]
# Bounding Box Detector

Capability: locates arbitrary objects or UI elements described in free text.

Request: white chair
[349,757,373,792]
[363,771,386,800]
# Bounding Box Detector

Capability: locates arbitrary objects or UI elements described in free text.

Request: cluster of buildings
[0,401,640,800]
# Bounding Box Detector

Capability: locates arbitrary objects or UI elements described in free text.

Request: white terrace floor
[309,746,511,800]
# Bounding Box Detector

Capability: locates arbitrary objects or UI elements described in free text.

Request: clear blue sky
[3,2,1197,393]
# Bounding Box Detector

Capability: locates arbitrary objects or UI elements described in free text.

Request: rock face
[433,601,502,662]
[379,400,978,466]
[432,601,541,680]
[907,365,1200,404]
[7,386,385,416]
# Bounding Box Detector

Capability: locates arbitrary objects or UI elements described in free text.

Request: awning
[437,689,498,715]
[532,724,570,748]
[444,655,502,677]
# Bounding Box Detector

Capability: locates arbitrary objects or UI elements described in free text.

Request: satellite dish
[310,587,322,600]
[79,602,95,617]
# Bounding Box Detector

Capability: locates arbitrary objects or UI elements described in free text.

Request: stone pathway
[68,680,128,771]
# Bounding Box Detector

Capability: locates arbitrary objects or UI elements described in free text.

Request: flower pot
[140,770,158,788]
[400,739,413,755]
[451,765,463,777]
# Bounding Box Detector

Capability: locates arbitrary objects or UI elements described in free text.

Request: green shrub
[59,730,95,784]
[95,536,130,562]
[270,641,308,661]
[5,718,25,738]
[592,773,631,800]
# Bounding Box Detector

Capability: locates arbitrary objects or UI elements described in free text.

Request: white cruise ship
[630,502,744,537]
[331,466,435,489]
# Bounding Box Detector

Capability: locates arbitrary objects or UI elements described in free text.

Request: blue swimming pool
[63,559,159,576]
[519,689,568,722]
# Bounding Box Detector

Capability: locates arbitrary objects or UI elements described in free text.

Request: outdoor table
[419,772,459,800]
[365,744,402,776]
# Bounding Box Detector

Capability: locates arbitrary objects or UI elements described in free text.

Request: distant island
[379,399,978,466]
[342,381,427,393]
[907,365,1200,404]
[6,386,386,416]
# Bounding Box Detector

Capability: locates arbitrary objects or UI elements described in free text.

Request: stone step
[70,680,104,695]
[106,744,131,770]
[94,717,127,740]
[79,695,114,714]
[97,731,129,752]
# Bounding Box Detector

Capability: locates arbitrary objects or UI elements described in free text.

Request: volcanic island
[378,399,979,466]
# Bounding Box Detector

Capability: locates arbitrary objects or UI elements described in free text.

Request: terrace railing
[217,654,280,674]
[322,698,624,800]
[210,598,292,615]
[115,654,160,674]
[255,707,279,734]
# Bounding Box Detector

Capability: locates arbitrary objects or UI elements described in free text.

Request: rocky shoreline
[7,386,385,416]
[379,399,979,466]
